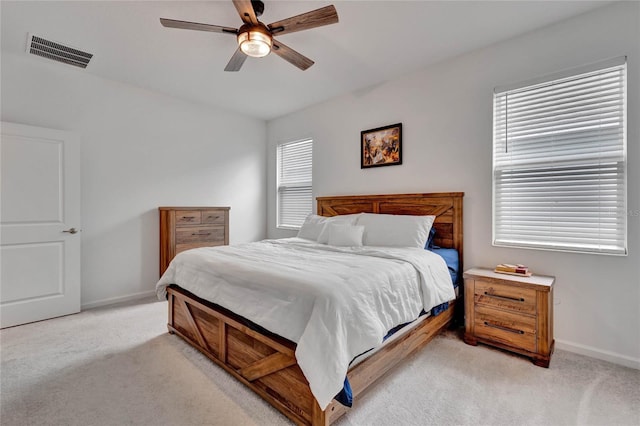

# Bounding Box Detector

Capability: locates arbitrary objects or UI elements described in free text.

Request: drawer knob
[192,232,212,236]
[484,321,525,335]
[484,291,525,302]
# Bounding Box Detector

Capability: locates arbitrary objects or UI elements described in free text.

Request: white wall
[267,2,640,368]
[1,51,267,308]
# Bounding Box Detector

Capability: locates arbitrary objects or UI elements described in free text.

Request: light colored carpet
[1,298,638,426]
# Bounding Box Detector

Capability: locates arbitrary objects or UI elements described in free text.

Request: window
[493,58,627,255]
[277,139,313,229]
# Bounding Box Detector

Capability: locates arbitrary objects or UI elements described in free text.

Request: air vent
[26,34,93,69]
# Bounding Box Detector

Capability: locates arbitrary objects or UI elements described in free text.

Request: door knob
[62,228,78,234]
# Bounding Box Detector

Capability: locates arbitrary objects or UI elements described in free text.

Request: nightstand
[463,268,555,367]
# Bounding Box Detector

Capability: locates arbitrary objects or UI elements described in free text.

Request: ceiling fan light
[238,29,272,58]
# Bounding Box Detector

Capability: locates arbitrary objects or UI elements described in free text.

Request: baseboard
[81,290,157,311]
[556,339,640,370]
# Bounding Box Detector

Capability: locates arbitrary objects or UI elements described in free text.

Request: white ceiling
[1,1,611,120]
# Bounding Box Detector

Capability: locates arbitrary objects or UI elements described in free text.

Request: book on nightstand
[494,263,532,277]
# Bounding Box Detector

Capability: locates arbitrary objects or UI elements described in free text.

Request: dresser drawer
[474,305,537,352]
[175,226,225,244]
[175,211,201,226]
[474,280,536,315]
[201,210,225,224]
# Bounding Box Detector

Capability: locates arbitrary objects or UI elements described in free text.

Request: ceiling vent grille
[26,34,93,68]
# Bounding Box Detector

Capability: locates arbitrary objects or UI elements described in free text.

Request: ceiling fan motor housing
[237,22,272,57]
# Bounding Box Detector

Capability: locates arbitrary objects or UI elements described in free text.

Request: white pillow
[325,224,365,247]
[297,214,361,242]
[356,213,436,248]
[297,215,326,241]
[316,214,362,243]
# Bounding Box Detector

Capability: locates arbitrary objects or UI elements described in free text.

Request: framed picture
[361,123,402,169]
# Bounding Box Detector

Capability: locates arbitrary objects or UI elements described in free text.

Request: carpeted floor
[1,298,638,426]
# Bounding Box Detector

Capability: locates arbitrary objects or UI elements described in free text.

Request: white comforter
[156,237,455,409]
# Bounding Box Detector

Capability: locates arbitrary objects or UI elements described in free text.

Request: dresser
[463,268,555,367]
[159,207,230,277]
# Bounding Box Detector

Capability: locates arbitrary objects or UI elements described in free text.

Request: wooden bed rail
[167,285,455,425]
[167,286,314,425]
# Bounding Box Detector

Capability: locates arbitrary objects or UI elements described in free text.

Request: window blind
[277,139,313,229]
[493,60,627,255]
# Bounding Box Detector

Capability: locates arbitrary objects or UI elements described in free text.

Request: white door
[0,122,81,328]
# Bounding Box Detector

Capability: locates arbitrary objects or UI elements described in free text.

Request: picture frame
[361,123,402,169]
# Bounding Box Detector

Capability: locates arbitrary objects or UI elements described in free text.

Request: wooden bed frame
[166,192,464,425]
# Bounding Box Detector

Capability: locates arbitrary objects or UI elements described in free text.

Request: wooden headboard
[317,192,464,265]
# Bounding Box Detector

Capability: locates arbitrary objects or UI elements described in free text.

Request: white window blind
[277,139,312,229]
[493,59,627,255]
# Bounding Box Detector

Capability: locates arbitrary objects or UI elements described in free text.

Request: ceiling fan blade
[232,0,259,25]
[268,5,338,36]
[224,47,248,72]
[160,18,237,34]
[272,39,314,71]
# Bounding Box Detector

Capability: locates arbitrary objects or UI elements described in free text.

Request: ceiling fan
[160,0,339,71]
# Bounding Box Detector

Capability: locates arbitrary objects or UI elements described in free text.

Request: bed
[158,192,463,425]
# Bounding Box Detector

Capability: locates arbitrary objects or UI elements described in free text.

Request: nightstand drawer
[175,211,202,225]
[474,305,536,352]
[474,280,536,315]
